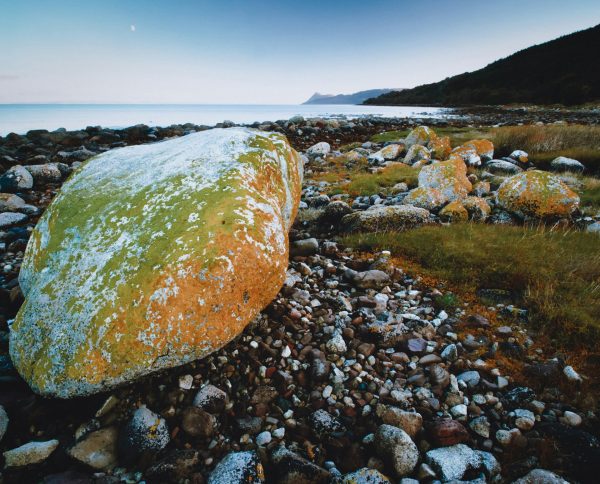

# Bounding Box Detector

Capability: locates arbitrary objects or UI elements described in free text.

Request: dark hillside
[365,24,600,106]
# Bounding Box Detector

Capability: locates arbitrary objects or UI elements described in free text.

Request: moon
[130,25,136,32]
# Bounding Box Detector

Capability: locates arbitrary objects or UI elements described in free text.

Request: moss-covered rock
[402,187,448,211]
[496,170,579,219]
[418,159,472,201]
[10,128,303,398]
[439,201,469,223]
[342,205,430,232]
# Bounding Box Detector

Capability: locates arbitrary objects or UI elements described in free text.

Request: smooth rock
[3,439,59,468]
[379,407,423,438]
[551,156,585,173]
[67,426,118,470]
[181,406,216,438]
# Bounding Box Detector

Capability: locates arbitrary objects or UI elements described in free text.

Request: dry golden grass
[341,223,600,346]
[492,124,600,172]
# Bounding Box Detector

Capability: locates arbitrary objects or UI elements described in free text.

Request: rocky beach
[0,110,598,484]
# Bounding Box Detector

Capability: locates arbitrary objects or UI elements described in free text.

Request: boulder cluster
[302,126,586,232]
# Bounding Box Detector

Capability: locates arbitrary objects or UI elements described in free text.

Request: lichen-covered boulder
[402,187,448,211]
[462,139,494,162]
[10,128,303,398]
[418,159,472,201]
[404,144,430,165]
[496,170,579,219]
[342,205,430,232]
[439,200,468,223]
[405,126,436,148]
[450,145,481,167]
[371,143,405,162]
[462,196,491,221]
[428,135,451,160]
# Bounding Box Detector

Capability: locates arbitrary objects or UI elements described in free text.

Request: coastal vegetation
[342,224,600,346]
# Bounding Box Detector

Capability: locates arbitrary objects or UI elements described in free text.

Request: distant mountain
[364,24,600,106]
[303,88,403,105]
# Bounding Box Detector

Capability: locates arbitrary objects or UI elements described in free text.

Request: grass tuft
[341,224,600,346]
[343,163,419,197]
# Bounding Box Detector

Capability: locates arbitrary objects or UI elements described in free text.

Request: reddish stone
[429,419,470,446]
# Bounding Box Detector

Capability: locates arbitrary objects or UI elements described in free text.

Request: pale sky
[1,0,599,104]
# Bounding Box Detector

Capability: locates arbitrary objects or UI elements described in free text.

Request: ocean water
[0,104,452,136]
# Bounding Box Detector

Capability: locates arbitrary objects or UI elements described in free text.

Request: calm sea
[0,104,451,136]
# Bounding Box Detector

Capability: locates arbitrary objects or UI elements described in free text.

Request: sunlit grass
[341,223,600,346]
[492,124,600,172]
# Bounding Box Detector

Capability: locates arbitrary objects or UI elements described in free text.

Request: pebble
[67,426,118,470]
[255,431,272,446]
[179,374,194,390]
[561,410,582,426]
[514,408,535,431]
[374,424,419,477]
[3,439,59,468]
[118,406,169,461]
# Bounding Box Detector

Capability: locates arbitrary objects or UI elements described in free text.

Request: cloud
[130,24,136,32]
[0,75,19,81]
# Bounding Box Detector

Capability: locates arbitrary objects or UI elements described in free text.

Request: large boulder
[418,159,472,201]
[550,156,585,173]
[496,170,579,219]
[10,128,303,398]
[402,187,448,211]
[405,126,436,147]
[485,160,523,175]
[342,205,430,232]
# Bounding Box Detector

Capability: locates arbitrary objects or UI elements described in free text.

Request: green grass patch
[341,224,600,346]
[343,163,419,196]
[370,130,409,143]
